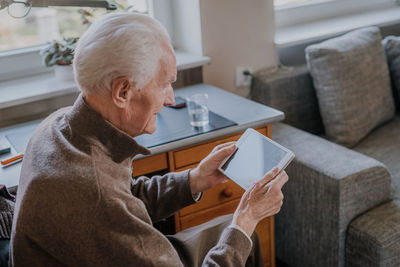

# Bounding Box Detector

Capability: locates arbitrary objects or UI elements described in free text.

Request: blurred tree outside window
[0,0,148,52]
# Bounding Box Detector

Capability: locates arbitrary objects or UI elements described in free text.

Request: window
[0,0,205,85]
[0,0,191,84]
[0,0,149,52]
[0,0,153,82]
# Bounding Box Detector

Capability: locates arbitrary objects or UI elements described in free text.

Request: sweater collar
[65,95,150,162]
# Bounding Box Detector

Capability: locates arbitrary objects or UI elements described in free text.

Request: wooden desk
[132,125,275,267]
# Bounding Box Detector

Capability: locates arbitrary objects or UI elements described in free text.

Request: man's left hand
[189,142,236,194]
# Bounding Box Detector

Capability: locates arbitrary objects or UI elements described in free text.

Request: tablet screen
[220,130,291,190]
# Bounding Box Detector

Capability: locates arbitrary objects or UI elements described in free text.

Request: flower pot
[54,64,74,81]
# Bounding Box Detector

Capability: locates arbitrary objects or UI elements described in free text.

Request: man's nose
[164,86,175,106]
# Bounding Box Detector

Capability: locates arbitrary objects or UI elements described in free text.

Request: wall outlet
[236,67,252,87]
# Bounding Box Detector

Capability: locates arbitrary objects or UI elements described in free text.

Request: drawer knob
[222,188,233,198]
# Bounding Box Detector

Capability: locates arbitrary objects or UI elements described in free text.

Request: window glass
[0,0,148,52]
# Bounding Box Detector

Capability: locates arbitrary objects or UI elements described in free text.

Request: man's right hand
[232,167,289,237]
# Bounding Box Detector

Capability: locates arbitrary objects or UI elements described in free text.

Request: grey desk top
[0,83,284,188]
[134,108,237,148]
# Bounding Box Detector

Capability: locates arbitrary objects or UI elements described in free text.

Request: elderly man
[10,12,288,266]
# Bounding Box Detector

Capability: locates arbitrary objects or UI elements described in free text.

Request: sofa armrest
[251,65,324,134]
[272,122,391,267]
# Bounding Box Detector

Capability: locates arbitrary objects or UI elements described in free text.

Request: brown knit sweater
[9,96,251,266]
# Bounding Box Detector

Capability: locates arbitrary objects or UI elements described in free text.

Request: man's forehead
[155,61,176,86]
[160,55,176,76]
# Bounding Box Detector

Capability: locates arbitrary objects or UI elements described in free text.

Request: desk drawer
[179,198,240,230]
[132,153,168,177]
[173,136,239,170]
[180,180,244,216]
[171,127,267,170]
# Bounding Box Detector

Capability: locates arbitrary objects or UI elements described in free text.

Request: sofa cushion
[354,115,400,201]
[346,201,400,267]
[251,65,324,135]
[383,36,400,110]
[306,27,395,147]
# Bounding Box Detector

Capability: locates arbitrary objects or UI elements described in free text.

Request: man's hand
[189,142,236,194]
[232,167,289,237]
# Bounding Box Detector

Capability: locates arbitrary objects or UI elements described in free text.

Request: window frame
[275,0,398,29]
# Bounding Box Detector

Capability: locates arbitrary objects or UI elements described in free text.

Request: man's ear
[110,77,132,108]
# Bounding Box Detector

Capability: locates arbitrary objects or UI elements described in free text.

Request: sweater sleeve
[202,227,253,266]
[131,169,197,222]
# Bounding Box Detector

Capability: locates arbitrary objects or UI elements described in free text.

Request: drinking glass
[186,93,209,127]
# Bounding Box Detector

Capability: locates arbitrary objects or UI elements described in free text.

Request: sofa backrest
[251,65,325,135]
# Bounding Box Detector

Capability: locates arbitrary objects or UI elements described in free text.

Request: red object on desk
[1,154,24,166]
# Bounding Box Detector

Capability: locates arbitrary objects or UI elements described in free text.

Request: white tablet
[218,128,294,190]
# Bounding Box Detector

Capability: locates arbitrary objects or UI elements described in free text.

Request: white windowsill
[0,51,210,109]
[175,51,210,71]
[275,7,400,48]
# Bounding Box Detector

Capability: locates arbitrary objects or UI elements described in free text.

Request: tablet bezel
[218,128,294,190]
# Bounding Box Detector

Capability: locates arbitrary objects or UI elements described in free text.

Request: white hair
[73,12,172,96]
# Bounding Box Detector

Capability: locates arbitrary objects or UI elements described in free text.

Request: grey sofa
[251,45,400,266]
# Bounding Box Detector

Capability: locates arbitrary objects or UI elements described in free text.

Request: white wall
[199,0,278,97]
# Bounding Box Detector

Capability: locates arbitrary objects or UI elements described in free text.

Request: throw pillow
[382,35,400,110]
[305,27,395,147]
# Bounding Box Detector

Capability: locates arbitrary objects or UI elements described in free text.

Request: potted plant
[40,37,79,81]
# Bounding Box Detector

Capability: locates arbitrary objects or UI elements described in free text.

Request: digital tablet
[218,128,294,190]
